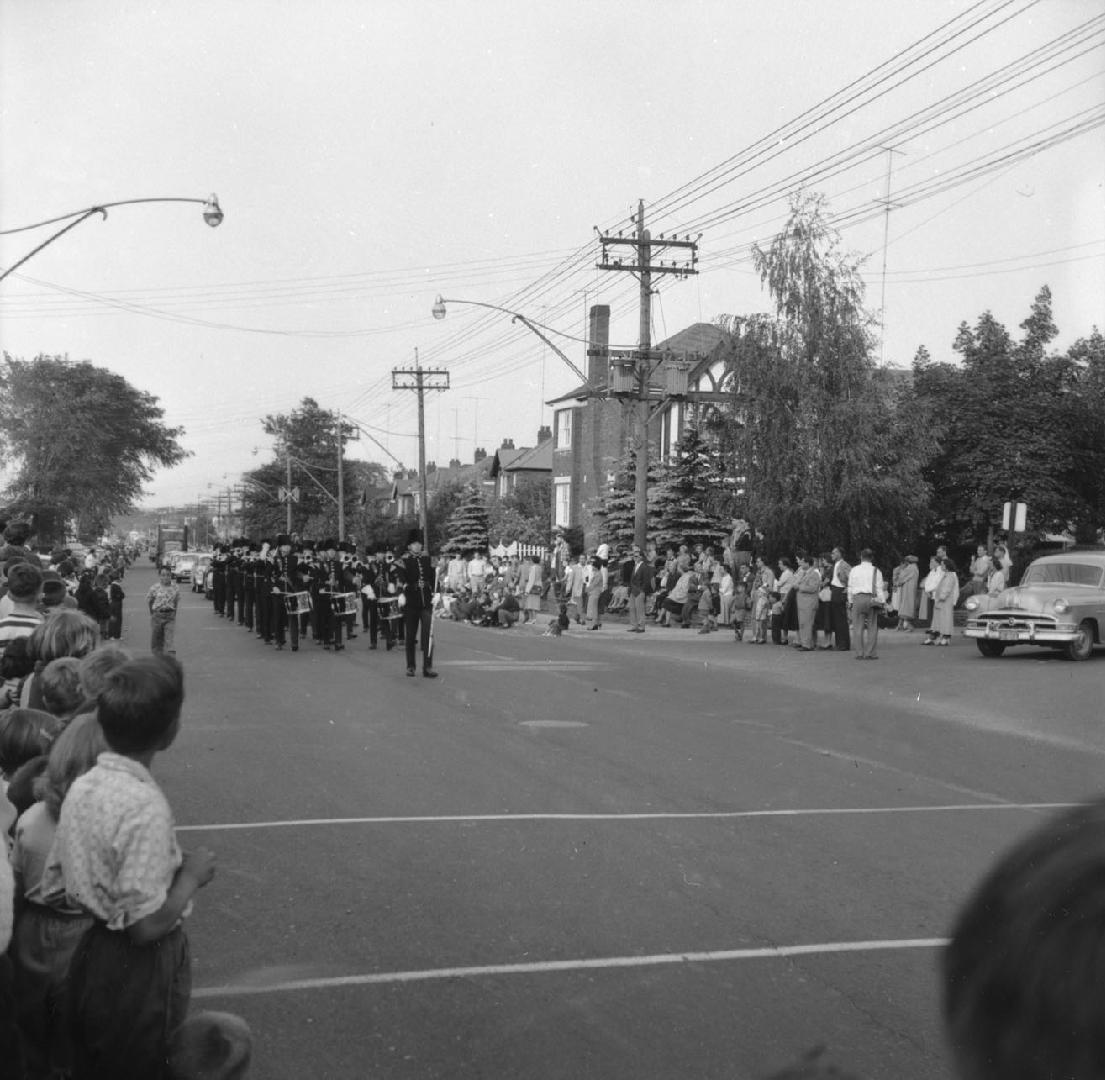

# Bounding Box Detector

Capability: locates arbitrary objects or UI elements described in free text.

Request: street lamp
[0,194,224,284]
[432,294,593,388]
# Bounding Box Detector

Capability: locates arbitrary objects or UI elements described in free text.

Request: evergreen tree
[594,450,662,549]
[441,485,490,556]
[650,428,729,549]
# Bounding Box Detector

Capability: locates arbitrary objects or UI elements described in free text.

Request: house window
[554,477,571,527]
[555,408,573,449]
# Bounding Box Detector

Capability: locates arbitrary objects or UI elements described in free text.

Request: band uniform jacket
[399,553,436,609]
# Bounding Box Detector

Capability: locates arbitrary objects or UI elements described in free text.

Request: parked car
[190,554,214,593]
[171,550,211,584]
[963,550,1105,661]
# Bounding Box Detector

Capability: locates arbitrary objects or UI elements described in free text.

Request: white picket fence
[490,541,547,560]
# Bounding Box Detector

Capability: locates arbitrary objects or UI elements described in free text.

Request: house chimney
[426,461,436,473]
[500,437,515,450]
[474,448,487,463]
[449,458,461,470]
[537,424,551,443]
[587,304,610,386]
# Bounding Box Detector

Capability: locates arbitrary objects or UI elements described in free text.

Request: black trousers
[404,604,433,670]
[212,570,226,614]
[272,594,299,648]
[830,586,851,650]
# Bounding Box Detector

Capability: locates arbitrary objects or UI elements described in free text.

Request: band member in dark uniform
[316,539,346,652]
[241,539,260,631]
[225,540,242,623]
[370,546,401,651]
[399,530,438,678]
[270,534,304,651]
[340,541,359,640]
[255,540,274,643]
[211,544,229,615]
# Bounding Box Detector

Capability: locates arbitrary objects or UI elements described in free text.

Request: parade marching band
[205,529,437,675]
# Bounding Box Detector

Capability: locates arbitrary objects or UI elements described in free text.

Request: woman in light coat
[895,555,920,632]
[928,557,959,646]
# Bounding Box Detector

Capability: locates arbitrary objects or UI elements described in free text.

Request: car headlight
[1053,598,1070,615]
[964,597,979,612]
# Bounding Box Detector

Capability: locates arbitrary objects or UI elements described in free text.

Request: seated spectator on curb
[497,587,521,628]
[943,796,1105,1080]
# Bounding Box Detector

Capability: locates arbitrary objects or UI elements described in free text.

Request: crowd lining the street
[0,514,1097,1079]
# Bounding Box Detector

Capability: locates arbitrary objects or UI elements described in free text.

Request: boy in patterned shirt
[146,565,181,655]
[41,655,216,1080]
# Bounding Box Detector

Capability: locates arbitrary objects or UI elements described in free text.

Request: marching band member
[316,539,345,651]
[398,529,438,678]
[269,534,304,651]
[371,546,401,652]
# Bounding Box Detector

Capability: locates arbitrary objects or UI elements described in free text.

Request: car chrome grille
[976,614,1056,632]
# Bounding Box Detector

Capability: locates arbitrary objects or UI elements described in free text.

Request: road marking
[177,801,1075,833]
[520,720,589,728]
[193,937,949,999]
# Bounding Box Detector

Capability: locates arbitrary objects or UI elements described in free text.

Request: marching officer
[398,529,438,678]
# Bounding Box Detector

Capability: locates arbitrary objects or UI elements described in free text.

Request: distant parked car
[963,550,1105,661]
[190,554,214,593]
[171,550,210,584]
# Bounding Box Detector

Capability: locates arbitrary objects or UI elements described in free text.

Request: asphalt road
[116,566,1105,1079]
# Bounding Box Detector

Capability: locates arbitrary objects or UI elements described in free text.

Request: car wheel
[1065,621,1095,662]
[976,640,1006,658]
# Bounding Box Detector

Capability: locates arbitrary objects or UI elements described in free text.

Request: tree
[487,476,552,546]
[441,485,490,556]
[909,289,1104,544]
[649,427,729,549]
[241,397,364,540]
[594,450,662,549]
[0,353,188,544]
[706,193,931,557]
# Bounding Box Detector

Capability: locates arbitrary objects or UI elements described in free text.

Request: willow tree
[0,353,187,543]
[708,192,931,557]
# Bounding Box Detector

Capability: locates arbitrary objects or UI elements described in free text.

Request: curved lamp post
[0,194,224,285]
[431,294,592,388]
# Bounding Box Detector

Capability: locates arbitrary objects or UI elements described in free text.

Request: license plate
[998,629,1018,641]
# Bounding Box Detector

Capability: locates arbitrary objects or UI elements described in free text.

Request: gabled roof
[489,446,531,477]
[546,322,727,406]
[503,439,551,473]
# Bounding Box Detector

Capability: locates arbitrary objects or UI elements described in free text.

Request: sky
[1,0,1103,512]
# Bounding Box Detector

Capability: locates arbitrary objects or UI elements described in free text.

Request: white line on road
[193,937,949,999]
[177,801,1075,833]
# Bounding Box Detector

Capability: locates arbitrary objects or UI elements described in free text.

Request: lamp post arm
[435,297,594,390]
[0,208,106,284]
[0,194,223,286]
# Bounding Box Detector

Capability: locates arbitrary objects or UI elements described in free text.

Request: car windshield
[1021,562,1104,588]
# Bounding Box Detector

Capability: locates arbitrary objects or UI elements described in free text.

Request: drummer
[317,538,347,652]
[270,533,305,651]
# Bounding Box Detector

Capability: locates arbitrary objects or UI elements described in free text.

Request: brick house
[547,305,729,551]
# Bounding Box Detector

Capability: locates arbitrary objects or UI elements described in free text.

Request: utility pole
[392,349,450,550]
[597,199,699,548]
[285,446,293,535]
[876,145,904,367]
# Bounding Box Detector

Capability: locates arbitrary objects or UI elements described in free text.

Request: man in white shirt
[466,550,488,595]
[846,548,885,660]
[829,546,852,651]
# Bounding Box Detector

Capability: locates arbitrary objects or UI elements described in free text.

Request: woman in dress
[928,557,960,646]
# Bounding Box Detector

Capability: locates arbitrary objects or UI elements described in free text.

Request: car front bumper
[963,619,1077,645]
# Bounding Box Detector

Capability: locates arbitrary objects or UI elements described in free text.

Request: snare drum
[284,591,313,615]
[332,592,358,616]
[377,596,402,624]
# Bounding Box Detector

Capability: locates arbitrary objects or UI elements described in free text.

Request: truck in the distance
[154,523,190,568]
